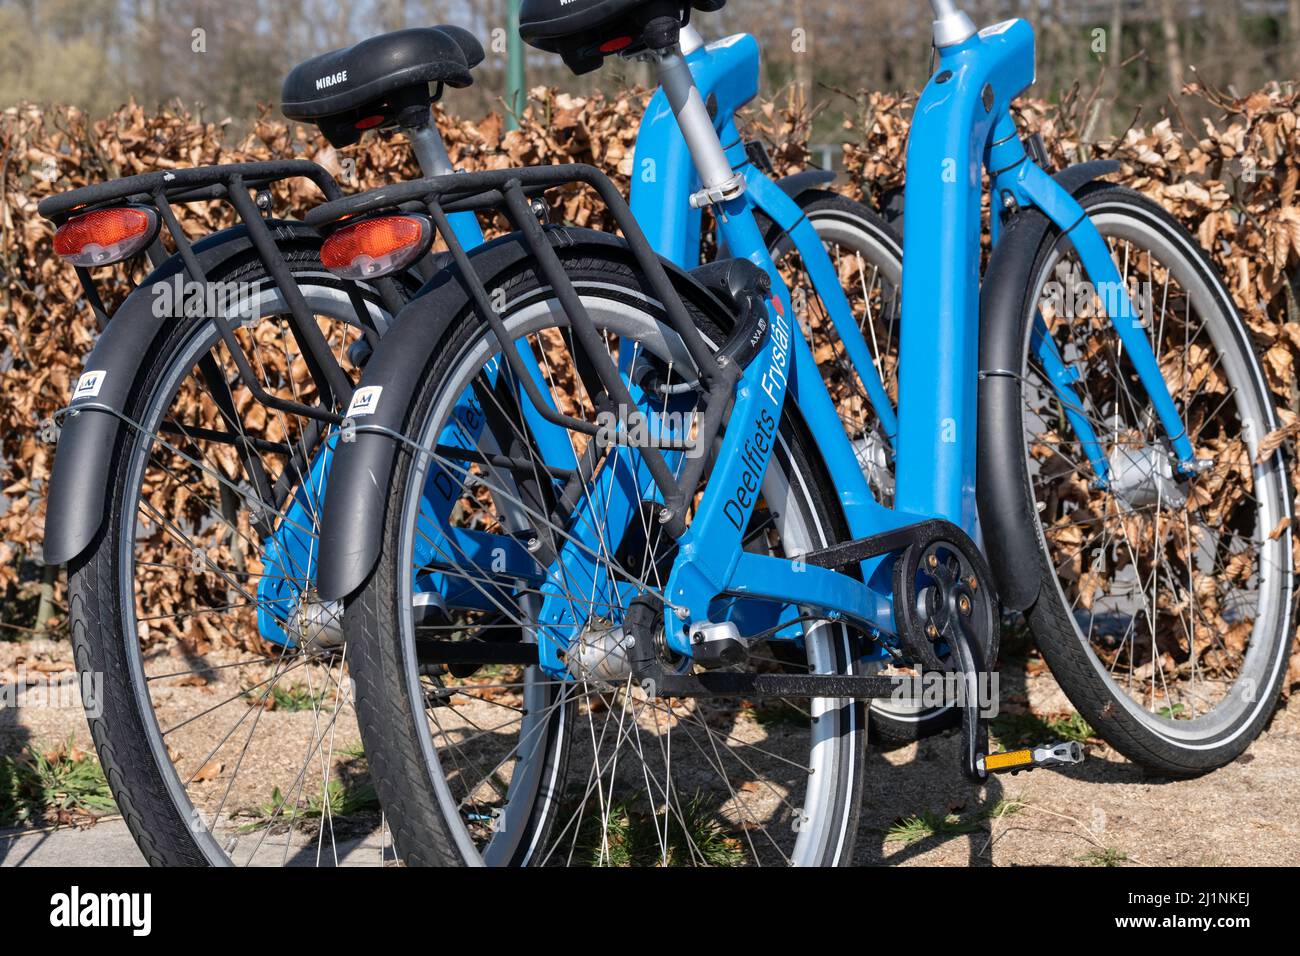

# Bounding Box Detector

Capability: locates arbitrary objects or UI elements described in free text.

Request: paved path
[0,818,145,867]
[4,633,1298,867]
[854,696,1300,866]
[0,818,391,866]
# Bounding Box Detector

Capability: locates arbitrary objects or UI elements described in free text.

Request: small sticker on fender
[979,20,1017,37]
[73,370,106,400]
[346,385,382,417]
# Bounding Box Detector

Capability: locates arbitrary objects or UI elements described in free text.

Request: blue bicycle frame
[256,28,904,652]
[626,20,1192,663]
[264,17,1195,680]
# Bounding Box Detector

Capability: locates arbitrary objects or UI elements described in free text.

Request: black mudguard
[316,226,729,601]
[43,220,323,566]
[977,160,1120,611]
[775,169,836,199]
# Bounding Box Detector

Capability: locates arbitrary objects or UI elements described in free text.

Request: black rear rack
[307,163,739,536]
[40,159,404,425]
[37,159,340,219]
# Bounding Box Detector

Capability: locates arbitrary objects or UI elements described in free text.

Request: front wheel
[1003,183,1294,774]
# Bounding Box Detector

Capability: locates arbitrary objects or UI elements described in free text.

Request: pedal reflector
[983,749,1034,772]
[980,741,1085,776]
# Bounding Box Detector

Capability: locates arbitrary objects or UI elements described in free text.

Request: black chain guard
[889,520,1000,674]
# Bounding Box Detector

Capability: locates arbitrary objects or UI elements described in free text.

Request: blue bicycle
[38,13,910,863]
[313,0,1294,866]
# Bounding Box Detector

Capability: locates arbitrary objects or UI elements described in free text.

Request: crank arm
[948,614,992,782]
[948,626,1086,780]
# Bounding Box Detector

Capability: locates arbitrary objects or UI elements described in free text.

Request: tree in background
[1,1,1298,138]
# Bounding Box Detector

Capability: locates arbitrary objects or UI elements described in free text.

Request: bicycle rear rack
[307,163,741,536]
[39,159,403,425]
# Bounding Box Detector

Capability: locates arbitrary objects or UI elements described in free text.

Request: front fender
[977,160,1119,611]
[43,220,323,566]
[775,169,836,199]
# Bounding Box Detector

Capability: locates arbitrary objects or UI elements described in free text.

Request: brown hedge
[2,84,1298,689]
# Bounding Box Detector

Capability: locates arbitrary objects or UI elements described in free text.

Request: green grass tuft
[0,738,115,826]
[573,792,746,866]
[885,810,979,845]
[241,779,380,833]
[984,797,1026,820]
[1078,847,1129,867]
[990,710,1093,748]
[242,681,327,712]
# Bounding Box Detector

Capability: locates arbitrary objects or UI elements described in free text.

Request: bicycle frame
[441,31,916,666]
[548,18,1195,663]
[262,28,912,653]
[288,14,1197,676]
[893,16,1196,535]
[627,31,914,657]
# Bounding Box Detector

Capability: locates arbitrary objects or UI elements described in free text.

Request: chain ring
[891,524,999,674]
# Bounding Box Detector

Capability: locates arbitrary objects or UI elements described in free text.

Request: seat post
[679,22,705,54]
[642,18,745,208]
[406,111,455,178]
[929,0,976,47]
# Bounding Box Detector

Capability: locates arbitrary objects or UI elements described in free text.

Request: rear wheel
[347,247,867,865]
[69,251,404,864]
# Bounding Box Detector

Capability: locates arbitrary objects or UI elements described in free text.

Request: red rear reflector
[53,206,158,267]
[599,36,633,53]
[320,214,432,280]
[355,114,385,130]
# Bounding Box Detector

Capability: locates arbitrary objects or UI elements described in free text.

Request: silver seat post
[648,42,746,208]
[929,0,976,48]
[678,22,705,54]
[407,111,456,178]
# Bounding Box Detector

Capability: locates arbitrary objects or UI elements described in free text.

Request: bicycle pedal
[978,741,1084,776]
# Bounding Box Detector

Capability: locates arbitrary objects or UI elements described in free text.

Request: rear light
[53,205,159,267]
[320,214,433,280]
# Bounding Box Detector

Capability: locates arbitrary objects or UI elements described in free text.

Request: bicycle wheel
[767,191,956,744]
[1005,182,1294,773]
[347,245,867,866]
[67,248,407,864]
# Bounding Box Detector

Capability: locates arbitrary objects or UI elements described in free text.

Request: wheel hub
[290,590,344,652]
[853,429,895,499]
[566,617,637,683]
[1106,444,1187,509]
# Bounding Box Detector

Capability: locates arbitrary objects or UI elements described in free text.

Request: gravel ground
[3,637,1298,867]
